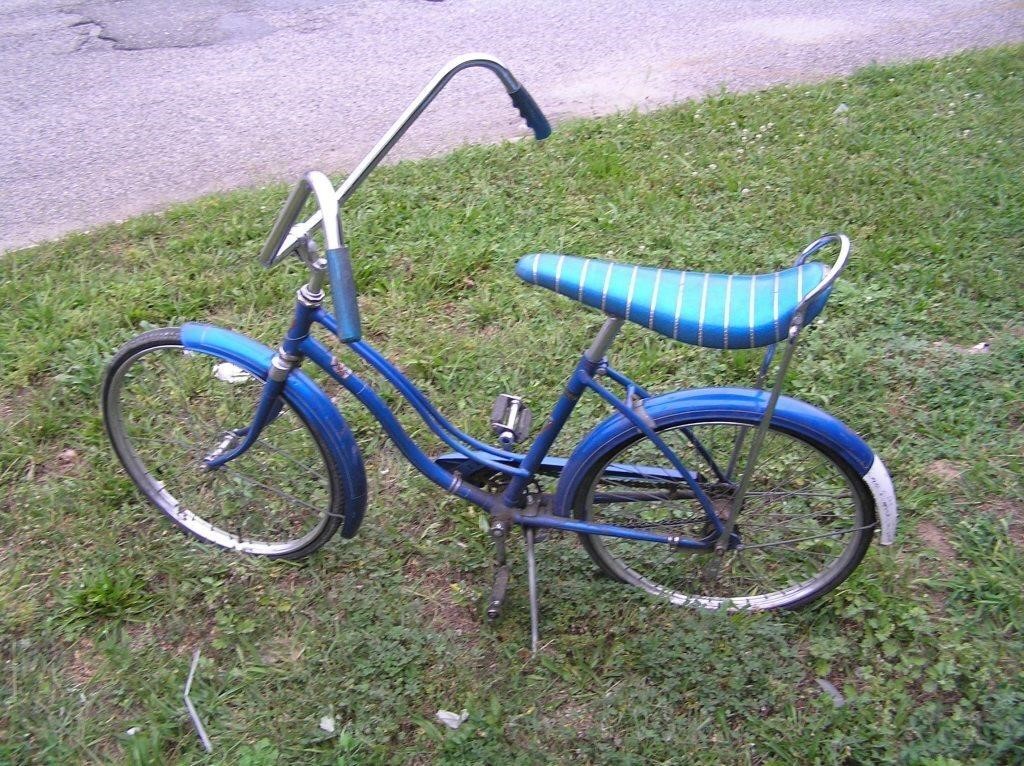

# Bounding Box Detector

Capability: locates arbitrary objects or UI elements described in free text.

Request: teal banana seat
[515,254,832,349]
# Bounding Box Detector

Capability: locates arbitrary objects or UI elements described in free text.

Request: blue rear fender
[554,386,897,545]
[181,323,368,538]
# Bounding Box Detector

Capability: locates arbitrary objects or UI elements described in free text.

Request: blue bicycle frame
[202,296,727,551]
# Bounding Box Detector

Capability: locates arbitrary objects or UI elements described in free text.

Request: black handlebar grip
[509,85,552,140]
[326,246,362,342]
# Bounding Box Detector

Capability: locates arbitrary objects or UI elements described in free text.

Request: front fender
[181,323,368,538]
[556,387,896,545]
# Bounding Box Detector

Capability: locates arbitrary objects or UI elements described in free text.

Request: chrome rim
[583,421,869,610]
[107,344,333,555]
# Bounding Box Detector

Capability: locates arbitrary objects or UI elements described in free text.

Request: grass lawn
[2,44,1023,765]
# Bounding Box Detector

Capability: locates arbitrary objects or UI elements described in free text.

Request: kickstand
[524,527,540,654]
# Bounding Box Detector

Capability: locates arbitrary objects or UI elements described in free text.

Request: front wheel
[566,416,876,610]
[102,327,347,559]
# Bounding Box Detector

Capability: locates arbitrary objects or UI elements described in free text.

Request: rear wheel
[102,328,345,559]
[567,417,875,610]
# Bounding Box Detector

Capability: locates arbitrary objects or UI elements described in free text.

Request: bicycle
[101,54,897,651]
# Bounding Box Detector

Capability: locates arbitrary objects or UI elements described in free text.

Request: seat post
[584,317,625,363]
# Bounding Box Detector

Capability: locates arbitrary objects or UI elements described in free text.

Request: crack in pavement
[61,1,277,52]
[68,18,119,52]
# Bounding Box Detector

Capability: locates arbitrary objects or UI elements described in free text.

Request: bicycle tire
[102,327,346,559]
[565,415,876,610]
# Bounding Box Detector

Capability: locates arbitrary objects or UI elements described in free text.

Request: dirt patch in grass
[123,615,218,658]
[918,521,956,561]
[23,447,86,483]
[65,638,101,687]
[259,629,308,666]
[989,499,1024,548]
[124,622,153,651]
[0,387,34,425]
[545,698,599,740]
[402,555,479,639]
[924,460,963,484]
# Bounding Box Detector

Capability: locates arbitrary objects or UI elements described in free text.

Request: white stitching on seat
[624,265,640,321]
[578,259,590,301]
[722,274,733,349]
[697,273,710,346]
[673,271,687,340]
[749,274,756,348]
[601,261,615,312]
[772,271,781,340]
[532,253,540,283]
[554,254,566,293]
[648,269,663,329]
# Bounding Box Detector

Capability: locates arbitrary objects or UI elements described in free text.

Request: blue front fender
[181,323,368,538]
[555,387,896,545]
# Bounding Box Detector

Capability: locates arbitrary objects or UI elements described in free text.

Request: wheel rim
[580,421,871,610]
[106,344,334,556]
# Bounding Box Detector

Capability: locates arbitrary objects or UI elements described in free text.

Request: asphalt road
[1,0,1021,253]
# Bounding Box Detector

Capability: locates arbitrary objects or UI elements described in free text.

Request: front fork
[202,269,326,471]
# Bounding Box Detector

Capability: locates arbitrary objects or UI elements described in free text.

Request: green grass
[2,45,1023,764]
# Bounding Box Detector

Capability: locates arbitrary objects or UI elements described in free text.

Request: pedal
[486,565,510,620]
[490,394,533,446]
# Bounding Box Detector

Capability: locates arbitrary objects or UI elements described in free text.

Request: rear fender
[555,386,896,545]
[181,323,368,538]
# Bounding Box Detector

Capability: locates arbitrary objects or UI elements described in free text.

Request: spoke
[738,525,872,551]
[142,450,196,481]
[670,427,728,483]
[751,474,849,499]
[738,500,854,529]
[132,432,307,515]
[745,490,852,500]
[760,547,830,575]
[592,490,678,503]
[609,539,680,580]
[215,464,324,516]
[739,482,851,518]
[130,433,208,451]
[254,436,325,483]
[130,434,256,505]
[156,355,218,438]
[238,433,326,489]
[273,422,312,437]
[734,550,773,592]
[739,515,845,533]
[597,507,705,531]
[746,447,822,495]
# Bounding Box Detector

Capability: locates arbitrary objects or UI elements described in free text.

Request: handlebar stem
[259,170,343,267]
